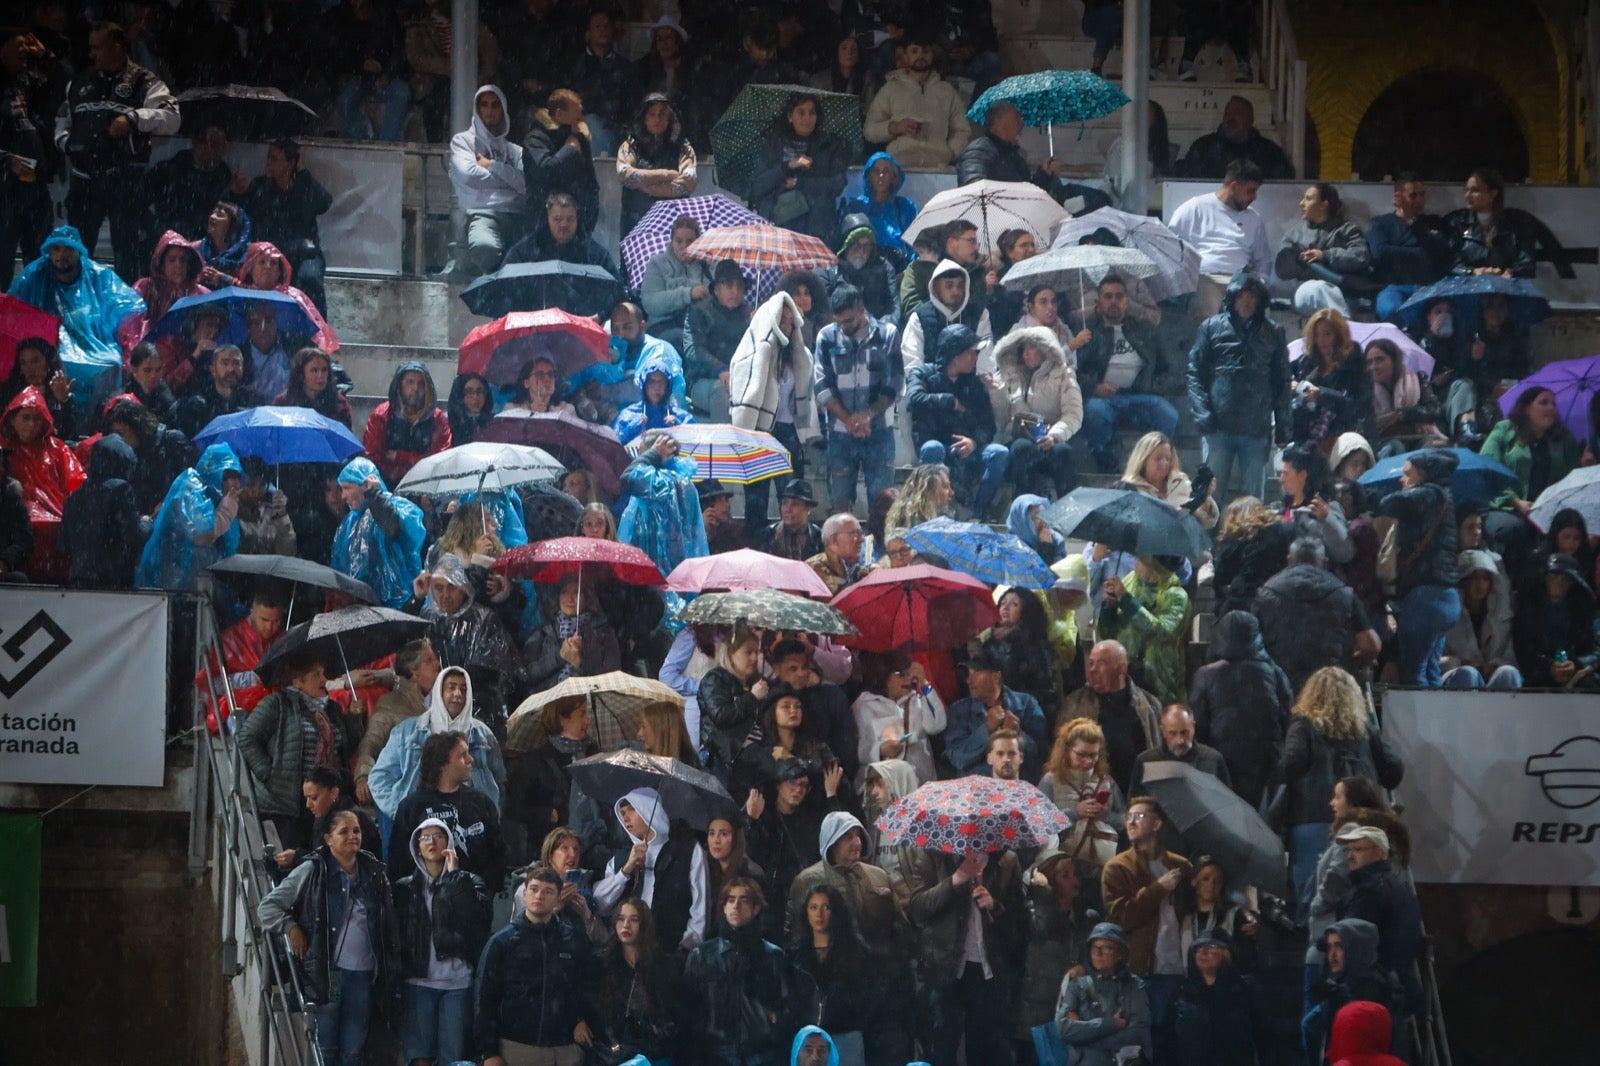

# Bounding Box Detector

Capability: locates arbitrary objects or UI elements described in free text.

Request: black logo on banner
[0,610,73,698]
[1525,736,1600,810]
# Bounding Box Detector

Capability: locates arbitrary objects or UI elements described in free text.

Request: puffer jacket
[473,909,595,1056]
[257,846,400,1005]
[994,326,1083,444]
[1275,217,1372,284]
[1289,348,1373,446]
[682,923,793,1066]
[1186,271,1292,441]
[729,291,820,441]
[698,667,761,772]
[1252,563,1370,693]
[905,323,997,450]
[1188,611,1294,807]
[236,686,340,817]
[1375,449,1459,595]
[392,819,493,983]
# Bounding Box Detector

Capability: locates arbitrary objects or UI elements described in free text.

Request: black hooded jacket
[1172,940,1257,1066]
[0,474,35,576]
[1187,272,1292,441]
[905,325,996,450]
[60,435,143,588]
[1252,563,1372,693]
[1188,611,1294,807]
[1376,449,1459,595]
[393,843,493,983]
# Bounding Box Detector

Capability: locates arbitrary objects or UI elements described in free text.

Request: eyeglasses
[1069,748,1100,762]
[1127,811,1153,823]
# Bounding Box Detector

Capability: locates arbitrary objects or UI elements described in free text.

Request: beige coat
[864,70,970,168]
[995,326,1084,445]
[728,291,821,442]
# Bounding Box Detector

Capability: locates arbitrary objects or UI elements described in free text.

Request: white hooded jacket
[592,786,709,952]
[448,84,526,213]
[729,291,821,442]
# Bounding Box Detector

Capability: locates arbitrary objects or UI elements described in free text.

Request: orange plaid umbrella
[684,224,836,272]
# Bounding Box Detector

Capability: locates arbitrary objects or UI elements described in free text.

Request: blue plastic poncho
[331,456,427,609]
[838,151,918,261]
[458,489,528,548]
[618,449,708,578]
[7,226,146,407]
[611,347,695,445]
[135,442,243,590]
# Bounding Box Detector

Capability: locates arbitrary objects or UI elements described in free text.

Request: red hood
[1328,1001,1405,1066]
[147,229,205,283]
[235,241,293,290]
[2,385,55,442]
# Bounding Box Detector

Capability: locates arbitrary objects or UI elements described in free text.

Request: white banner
[1385,690,1600,886]
[0,590,169,788]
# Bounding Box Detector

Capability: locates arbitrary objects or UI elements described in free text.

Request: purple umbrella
[619,194,770,292]
[1497,354,1600,439]
[1288,321,1434,376]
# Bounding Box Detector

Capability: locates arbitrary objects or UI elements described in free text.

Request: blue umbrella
[194,405,364,466]
[1358,447,1518,507]
[1392,275,1551,332]
[967,70,1130,155]
[144,286,321,344]
[903,517,1057,590]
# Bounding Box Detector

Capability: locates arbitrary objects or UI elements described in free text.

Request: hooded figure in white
[449,84,527,274]
[592,786,709,953]
[729,290,821,443]
[896,258,994,376]
[367,664,508,817]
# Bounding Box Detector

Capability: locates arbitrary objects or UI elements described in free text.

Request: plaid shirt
[812,315,900,430]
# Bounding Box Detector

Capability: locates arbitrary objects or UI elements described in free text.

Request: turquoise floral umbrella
[967,70,1131,155]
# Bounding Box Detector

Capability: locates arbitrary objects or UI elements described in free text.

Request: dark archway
[1350,66,1530,182]
[1440,927,1600,1063]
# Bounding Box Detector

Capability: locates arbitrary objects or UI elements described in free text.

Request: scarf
[1372,368,1422,417]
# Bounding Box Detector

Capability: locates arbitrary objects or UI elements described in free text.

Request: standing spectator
[852,652,946,784]
[103,395,187,516]
[611,347,693,446]
[641,214,713,350]
[1015,848,1092,1052]
[730,291,820,530]
[238,139,334,316]
[905,846,1026,1066]
[387,728,507,894]
[698,624,765,780]
[60,434,139,587]
[257,809,399,1066]
[393,817,492,1066]
[367,659,506,822]
[1368,176,1451,320]
[1186,269,1290,500]
[1211,496,1294,616]
[523,571,622,690]
[980,588,1060,721]
[236,649,343,852]
[1059,641,1163,797]
[592,787,711,954]
[330,455,427,610]
[1039,719,1126,878]
[362,362,452,488]
[329,0,411,142]
[618,429,709,577]
[1056,922,1153,1066]
[236,456,297,557]
[449,84,526,278]
[1276,184,1371,317]
[135,441,240,591]
[1365,337,1446,452]
[355,638,438,805]
[473,865,596,1066]
[55,22,178,282]
[522,89,601,236]
[1253,536,1380,693]
[906,325,1009,521]
[1377,448,1461,687]
[943,647,1048,780]
[682,878,792,1066]
[1189,610,1292,807]
[750,91,847,241]
[812,31,878,122]
[1101,796,1191,1058]
[813,283,900,514]
[561,9,635,157]
[862,29,969,168]
[615,93,696,238]
[1335,826,1422,994]
[1167,161,1270,318]
[635,16,690,114]
[838,152,917,269]
[0,26,59,291]
[749,477,823,561]
[1302,920,1406,1066]
[1173,932,1256,1066]
[1279,443,1354,565]
[1289,311,1372,451]
[1097,556,1191,706]
[898,255,993,377]
[405,0,500,143]
[1177,97,1294,181]
[145,126,232,246]
[1075,276,1179,473]
[1129,705,1233,796]
[501,192,621,282]
[806,512,867,594]
[994,325,1082,497]
[592,898,683,1064]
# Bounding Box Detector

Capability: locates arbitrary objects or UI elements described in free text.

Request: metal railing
[1260,0,1309,175]
[191,596,325,1066]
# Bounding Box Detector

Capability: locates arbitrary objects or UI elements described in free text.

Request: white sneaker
[1178,62,1196,81]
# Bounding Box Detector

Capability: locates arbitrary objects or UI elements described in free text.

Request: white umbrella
[1000,246,1162,321]
[901,179,1068,255]
[1051,205,1201,300]
[396,441,567,498]
[1530,465,1600,533]
[1288,321,1434,376]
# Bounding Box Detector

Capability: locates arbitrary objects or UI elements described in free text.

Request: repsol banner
[0,590,168,787]
[1385,690,1600,886]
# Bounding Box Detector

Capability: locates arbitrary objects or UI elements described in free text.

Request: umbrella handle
[335,634,355,700]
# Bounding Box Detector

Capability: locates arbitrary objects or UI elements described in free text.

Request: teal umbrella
[967,70,1131,155]
[710,83,863,198]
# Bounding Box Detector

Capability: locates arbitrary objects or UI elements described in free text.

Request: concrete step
[335,341,458,399]
[322,274,488,350]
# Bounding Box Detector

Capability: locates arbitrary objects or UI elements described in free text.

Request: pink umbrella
[666,548,833,600]
[876,777,1068,855]
[1288,321,1433,376]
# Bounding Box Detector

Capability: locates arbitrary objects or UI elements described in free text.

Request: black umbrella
[1040,487,1211,559]
[255,606,431,686]
[460,261,625,318]
[568,748,739,831]
[208,555,379,605]
[1140,761,1287,891]
[175,84,317,139]
[517,482,586,542]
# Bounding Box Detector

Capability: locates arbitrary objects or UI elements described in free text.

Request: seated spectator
[1367,176,1451,320]
[1009,493,1068,567]
[238,139,334,316]
[275,347,352,427]
[3,336,78,441]
[1178,96,1295,180]
[730,292,819,529]
[103,397,190,517]
[616,93,696,239]
[236,456,296,557]
[175,344,262,439]
[805,512,866,595]
[1443,293,1533,445]
[123,229,209,358]
[641,214,713,349]
[612,349,693,447]
[1445,167,1537,278]
[7,225,146,402]
[698,479,744,554]
[1480,388,1580,585]
[956,102,1075,199]
[445,372,495,446]
[863,29,969,168]
[59,434,139,588]
[1290,310,1372,451]
[749,92,847,242]
[238,305,293,404]
[233,240,339,354]
[501,191,621,281]
[561,9,634,157]
[1276,184,1371,317]
[980,586,1060,718]
[907,325,1009,520]
[493,0,577,128]
[1514,552,1598,689]
[3,384,83,579]
[696,19,806,146]
[1189,611,1293,806]
[1056,921,1152,1066]
[523,571,622,690]
[1097,555,1191,705]
[1302,919,1406,1065]
[502,356,576,417]
[196,201,252,288]
[839,152,917,270]
[147,126,233,242]
[618,429,709,578]
[1541,509,1598,587]
[944,648,1048,779]
[883,462,953,535]
[404,0,499,143]
[1254,537,1380,694]
[331,455,428,610]
[362,361,451,488]
[1364,339,1446,454]
[995,325,1082,498]
[1331,432,1377,483]
[683,259,752,422]
[821,215,899,322]
[1442,549,1521,690]
[449,84,526,278]
[328,0,411,142]
[750,478,824,562]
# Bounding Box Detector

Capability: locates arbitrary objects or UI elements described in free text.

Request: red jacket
[196,616,280,732]
[1329,1000,1406,1066]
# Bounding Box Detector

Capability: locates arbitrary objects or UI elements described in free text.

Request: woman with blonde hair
[1037,717,1125,876]
[1212,495,1292,615]
[577,501,618,540]
[1278,666,1404,910]
[1119,430,1217,528]
[697,624,766,779]
[636,700,701,768]
[1289,308,1372,449]
[884,462,952,534]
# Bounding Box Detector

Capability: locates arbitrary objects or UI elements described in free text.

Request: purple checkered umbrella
[620,195,769,292]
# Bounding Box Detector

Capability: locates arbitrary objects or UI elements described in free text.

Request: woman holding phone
[1039,718,1125,909]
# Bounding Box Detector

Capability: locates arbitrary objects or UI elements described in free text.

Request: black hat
[697,478,733,504]
[712,259,746,289]
[964,647,1004,674]
[1544,552,1594,597]
[779,478,817,505]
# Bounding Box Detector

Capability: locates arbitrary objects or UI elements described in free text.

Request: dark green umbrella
[710,83,863,199]
[677,589,859,637]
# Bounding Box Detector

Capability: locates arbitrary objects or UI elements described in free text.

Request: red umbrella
[457,309,610,388]
[0,295,63,379]
[666,547,832,600]
[830,563,1000,652]
[876,777,1068,855]
[495,537,665,586]
[684,224,837,272]
[476,410,630,497]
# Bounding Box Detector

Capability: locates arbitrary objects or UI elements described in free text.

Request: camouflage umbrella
[677,589,859,637]
[710,83,863,198]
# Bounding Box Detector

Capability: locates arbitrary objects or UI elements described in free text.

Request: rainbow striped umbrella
[627,423,792,485]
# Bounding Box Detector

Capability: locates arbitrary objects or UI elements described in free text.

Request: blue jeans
[1082,4,1124,60]
[1376,284,1419,321]
[401,983,471,1063]
[336,76,411,142]
[919,439,1010,518]
[1145,972,1185,1064]
[1395,584,1461,688]
[585,112,619,156]
[1291,821,1330,921]
[1081,391,1181,471]
[826,426,894,513]
[1202,432,1270,501]
[1443,664,1524,690]
[313,967,374,1065]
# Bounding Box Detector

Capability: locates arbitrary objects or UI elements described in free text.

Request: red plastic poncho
[2,386,85,578]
